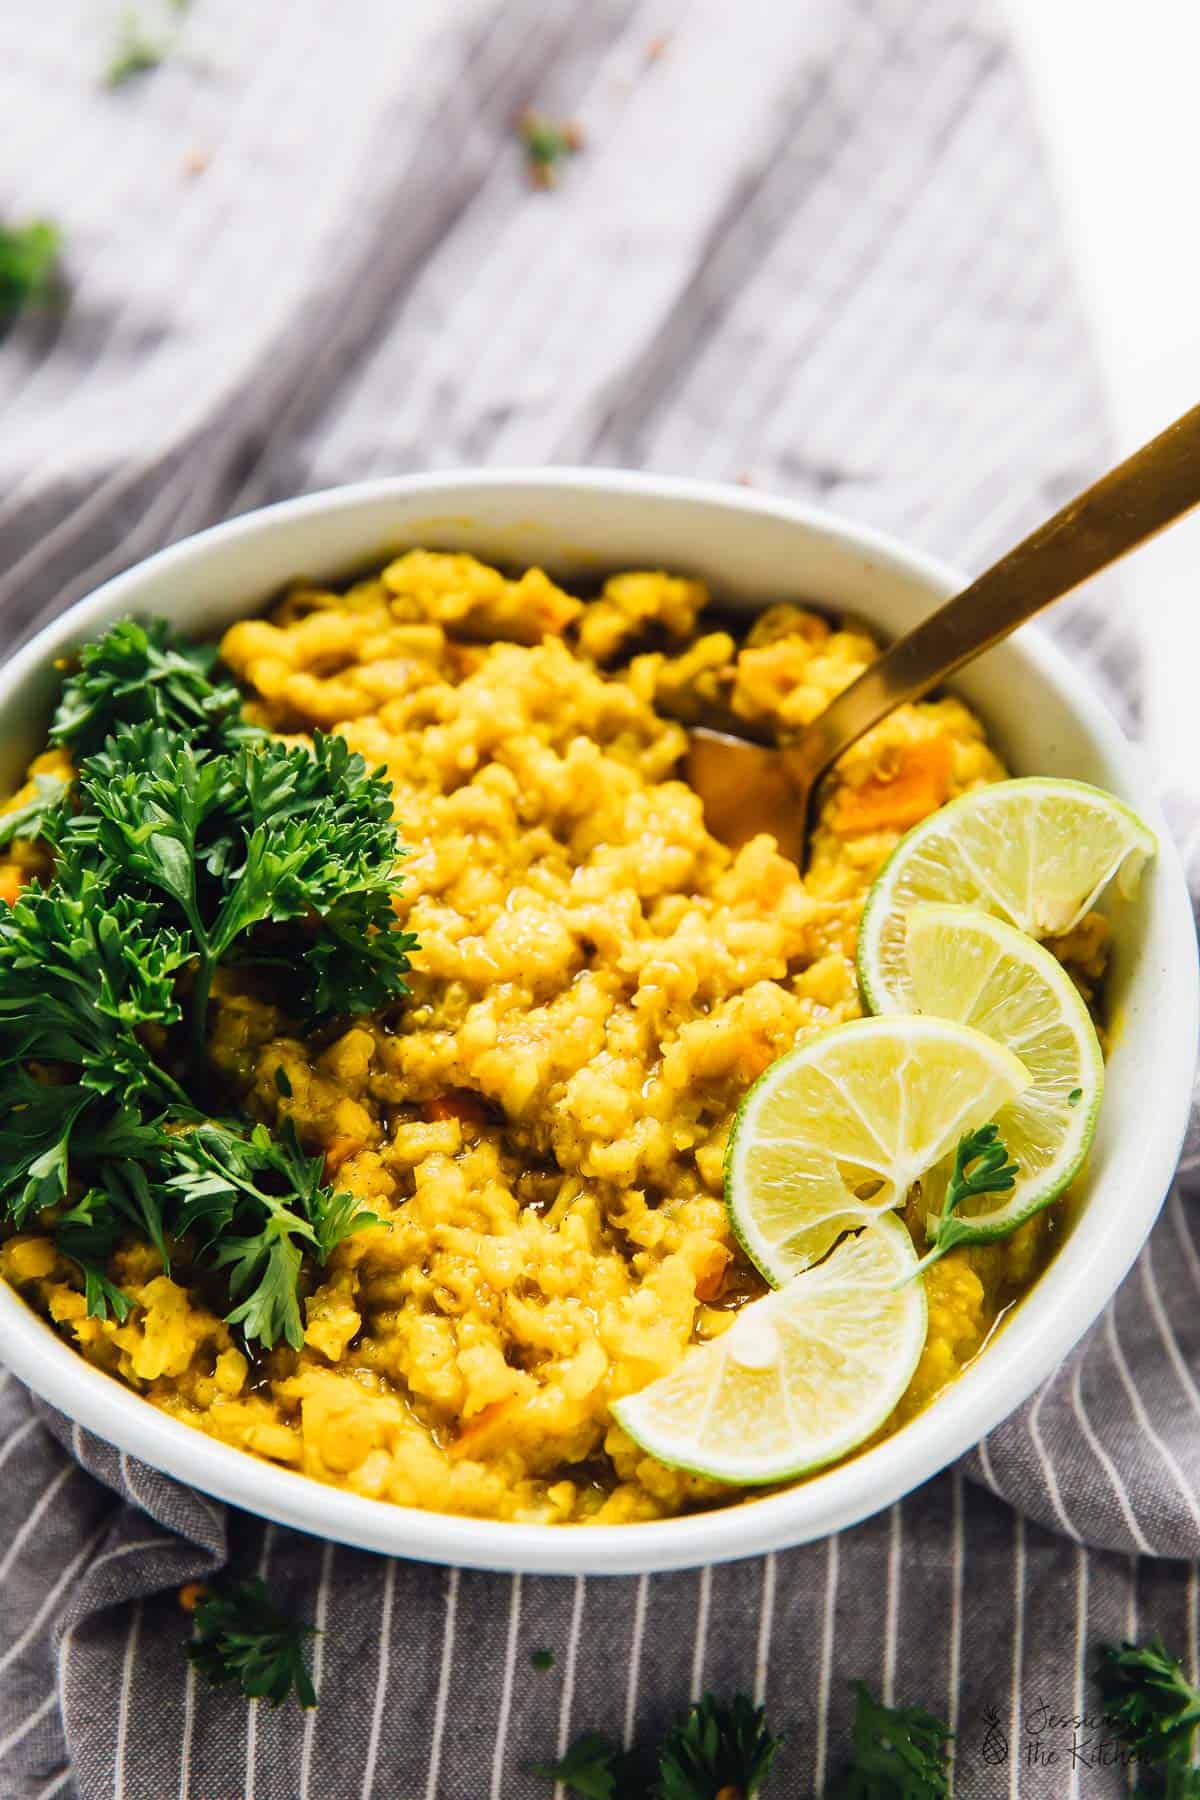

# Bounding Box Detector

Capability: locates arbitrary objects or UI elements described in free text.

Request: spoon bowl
[676,401,1200,865]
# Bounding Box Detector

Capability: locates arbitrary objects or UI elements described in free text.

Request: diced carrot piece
[0,870,24,906]
[448,1398,517,1461]
[737,1035,779,1085]
[423,1090,490,1131]
[693,1242,732,1303]
[833,737,953,836]
[323,1136,366,1178]
[178,1582,209,1614]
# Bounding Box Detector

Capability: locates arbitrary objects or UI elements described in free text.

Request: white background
[1005,0,1200,782]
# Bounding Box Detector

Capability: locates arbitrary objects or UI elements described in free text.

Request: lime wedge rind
[857,776,1156,1018]
[725,1014,1031,1287]
[611,1215,927,1486]
[902,903,1104,1237]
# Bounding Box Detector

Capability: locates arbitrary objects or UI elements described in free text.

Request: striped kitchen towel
[0,0,1195,1796]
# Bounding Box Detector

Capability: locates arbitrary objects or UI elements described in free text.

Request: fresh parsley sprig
[0,614,413,1347]
[1096,1637,1200,1795]
[0,864,190,1258]
[905,1123,1020,1281]
[0,856,375,1340]
[54,1199,133,1320]
[186,1576,317,1708]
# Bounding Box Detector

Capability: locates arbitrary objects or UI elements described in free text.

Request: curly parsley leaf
[0,772,70,852]
[0,862,189,1104]
[0,220,63,324]
[163,1118,380,1349]
[825,1681,951,1799]
[51,617,251,758]
[187,1576,317,1708]
[654,1693,781,1799]
[0,864,188,1285]
[73,723,415,1063]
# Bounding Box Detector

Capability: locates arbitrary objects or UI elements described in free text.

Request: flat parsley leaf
[906,1122,1020,1281]
[825,1681,951,1799]
[163,1119,379,1350]
[534,1732,624,1799]
[53,1188,136,1322]
[517,109,583,189]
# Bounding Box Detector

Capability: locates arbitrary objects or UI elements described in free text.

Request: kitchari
[0,551,1151,1522]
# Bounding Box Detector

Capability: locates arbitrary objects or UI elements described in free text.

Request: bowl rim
[0,466,1194,1576]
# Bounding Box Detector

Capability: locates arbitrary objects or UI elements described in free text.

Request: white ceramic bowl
[0,471,1194,1576]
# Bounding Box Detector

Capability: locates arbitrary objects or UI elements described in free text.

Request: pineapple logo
[981,1707,1008,1766]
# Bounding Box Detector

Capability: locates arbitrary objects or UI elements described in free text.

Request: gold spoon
[675,401,1200,866]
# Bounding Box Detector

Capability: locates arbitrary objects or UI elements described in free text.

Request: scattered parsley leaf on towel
[1096,1636,1200,1792]
[534,1732,625,1799]
[825,1681,951,1799]
[187,1577,317,1709]
[0,220,63,323]
[655,1694,781,1799]
[538,1694,781,1798]
[517,109,584,188]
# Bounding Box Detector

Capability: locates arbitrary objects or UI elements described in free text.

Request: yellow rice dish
[0,552,1106,1524]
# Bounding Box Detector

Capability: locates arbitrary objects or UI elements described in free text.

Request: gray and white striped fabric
[1,0,1195,1795]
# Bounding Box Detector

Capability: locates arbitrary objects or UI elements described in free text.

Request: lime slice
[725,1015,1030,1285]
[612,1215,926,1485]
[857,777,1156,1015]
[900,903,1103,1235]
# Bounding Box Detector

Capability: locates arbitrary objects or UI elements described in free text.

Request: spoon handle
[789,400,1200,784]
